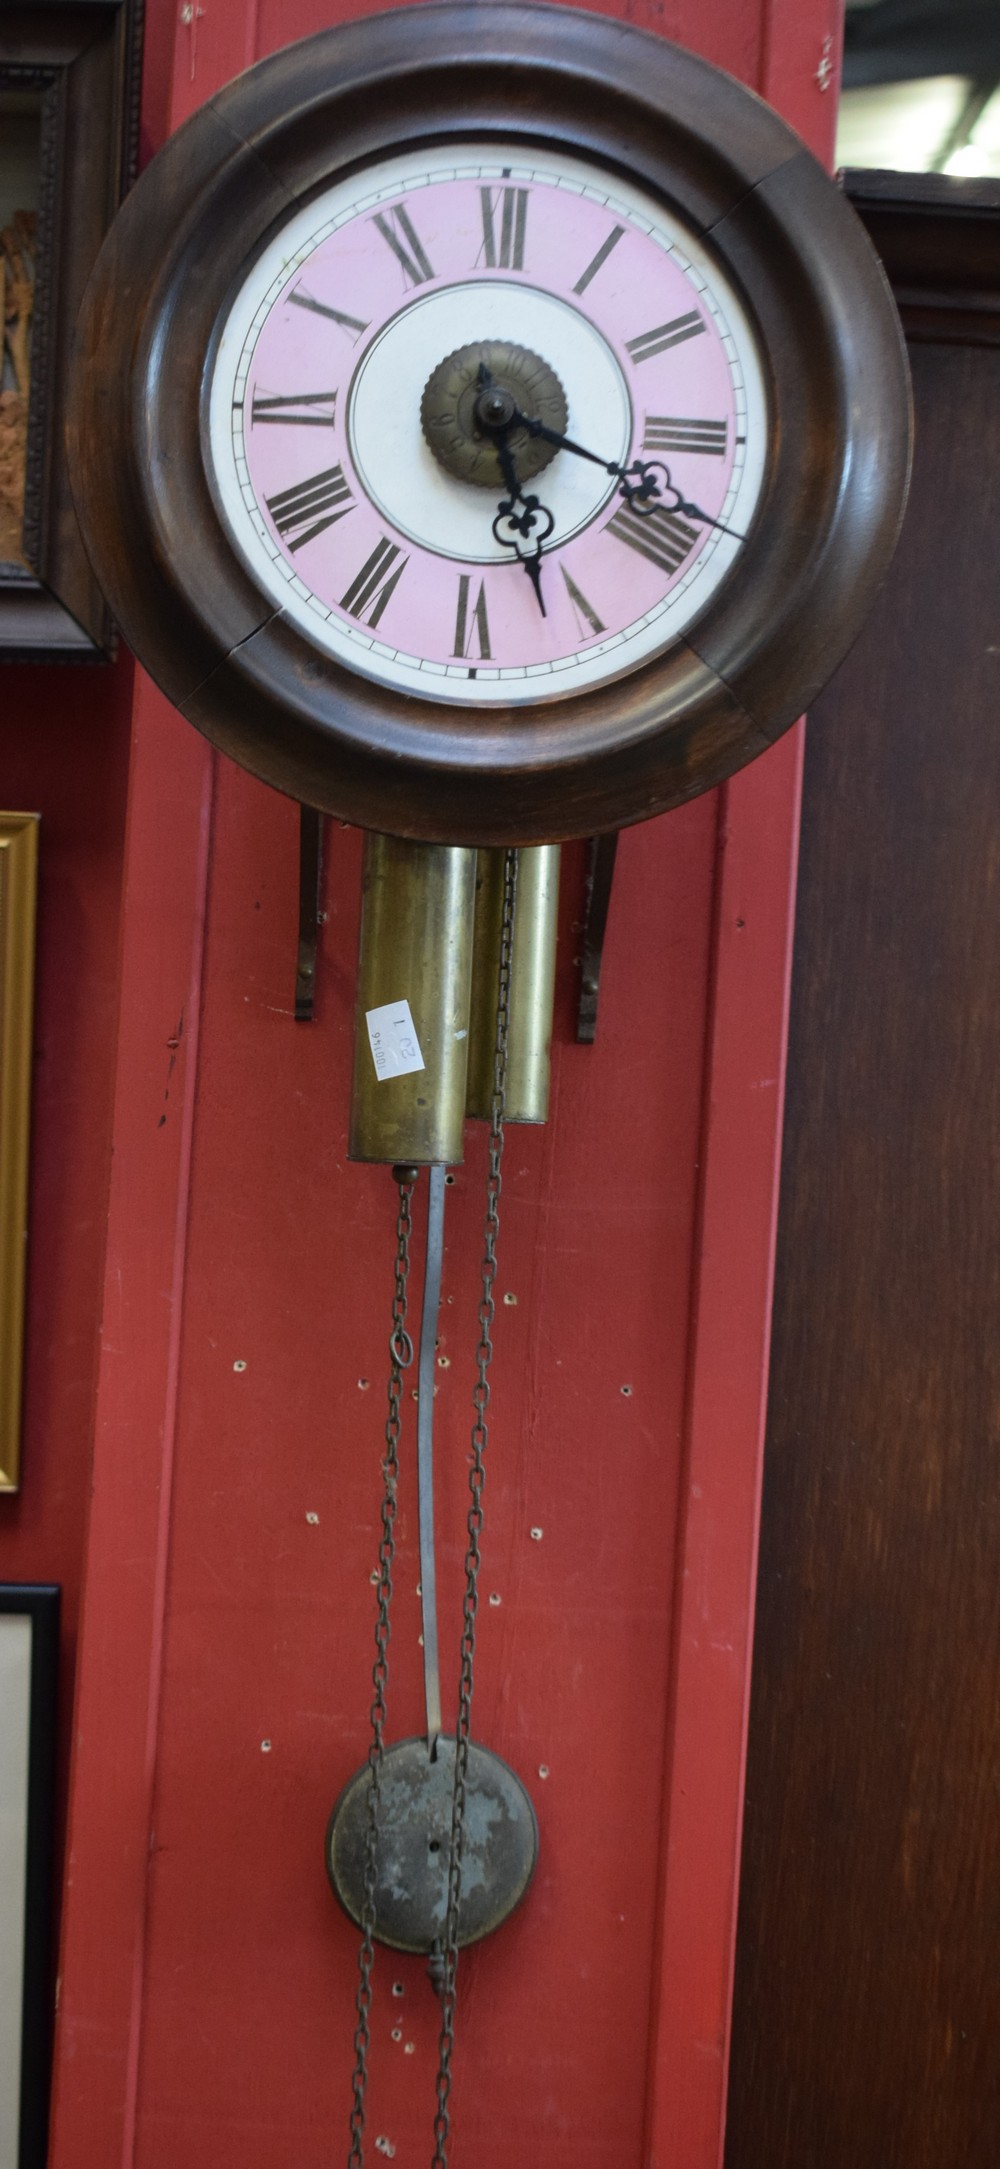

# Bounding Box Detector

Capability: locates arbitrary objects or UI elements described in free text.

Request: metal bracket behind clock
[295,805,325,1021]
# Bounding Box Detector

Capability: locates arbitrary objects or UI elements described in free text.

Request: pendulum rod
[432,845,519,2168]
[417,1161,447,1751]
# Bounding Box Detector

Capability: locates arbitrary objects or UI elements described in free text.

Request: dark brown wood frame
[67,2,911,840]
[0,1585,59,2169]
[845,169,1000,348]
[1,1,142,663]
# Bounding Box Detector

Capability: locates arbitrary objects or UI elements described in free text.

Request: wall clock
[67,0,910,846]
[66,6,911,2161]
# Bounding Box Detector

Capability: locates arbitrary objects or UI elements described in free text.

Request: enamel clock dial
[206,144,767,707]
[67,2,911,843]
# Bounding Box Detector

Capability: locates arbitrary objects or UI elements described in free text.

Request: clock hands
[510,406,746,542]
[444,356,744,632]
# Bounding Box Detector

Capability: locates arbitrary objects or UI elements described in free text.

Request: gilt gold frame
[0,813,38,1490]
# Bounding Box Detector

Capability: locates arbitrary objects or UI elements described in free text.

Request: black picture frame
[0,2,142,662]
[0,1584,59,2169]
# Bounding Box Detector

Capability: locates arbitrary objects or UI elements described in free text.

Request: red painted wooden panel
[644,733,804,2169]
[49,2,839,2164]
[129,774,719,2168]
[0,661,132,1893]
[51,688,215,2165]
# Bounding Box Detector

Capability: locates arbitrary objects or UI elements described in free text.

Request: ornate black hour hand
[492,496,553,617]
[511,408,745,541]
[492,441,554,618]
[476,366,553,617]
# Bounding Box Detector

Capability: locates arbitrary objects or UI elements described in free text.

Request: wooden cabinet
[726,177,1000,2169]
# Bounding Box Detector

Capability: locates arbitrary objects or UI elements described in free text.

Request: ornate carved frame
[0,1,142,661]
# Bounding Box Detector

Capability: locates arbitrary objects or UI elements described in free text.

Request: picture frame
[0,1,143,661]
[0,814,39,1492]
[0,1585,59,2169]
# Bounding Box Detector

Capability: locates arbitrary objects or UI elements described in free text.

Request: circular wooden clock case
[67,2,911,845]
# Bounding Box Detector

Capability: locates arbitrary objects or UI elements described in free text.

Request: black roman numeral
[265,465,354,552]
[626,313,705,364]
[453,574,491,660]
[478,186,529,271]
[340,537,408,627]
[644,416,727,456]
[289,287,369,344]
[572,224,625,296]
[606,503,700,577]
[372,205,435,287]
[560,566,605,640]
[250,389,338,428]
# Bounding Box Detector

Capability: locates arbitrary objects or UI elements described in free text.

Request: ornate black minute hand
[509,407,745,541]
[615,457,745,539]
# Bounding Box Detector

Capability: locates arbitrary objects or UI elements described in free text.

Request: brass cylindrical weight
[350,833,476,1165]
[466,846,560,1124]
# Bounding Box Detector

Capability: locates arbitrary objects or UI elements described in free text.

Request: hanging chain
[348,1169,416,2169]
[432,847,519,2168]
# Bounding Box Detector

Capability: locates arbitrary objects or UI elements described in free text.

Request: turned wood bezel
[67,2,912,841]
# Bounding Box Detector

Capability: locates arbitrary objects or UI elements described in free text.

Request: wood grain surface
[725,304,1000,2163]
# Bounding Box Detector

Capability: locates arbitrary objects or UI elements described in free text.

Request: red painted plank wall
[45,3,839,2166]
[0,663,132,1897]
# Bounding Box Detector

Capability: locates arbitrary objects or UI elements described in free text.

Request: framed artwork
[0,2,143,661]
[0,814,38,1493]
[0,1585,59,2169]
